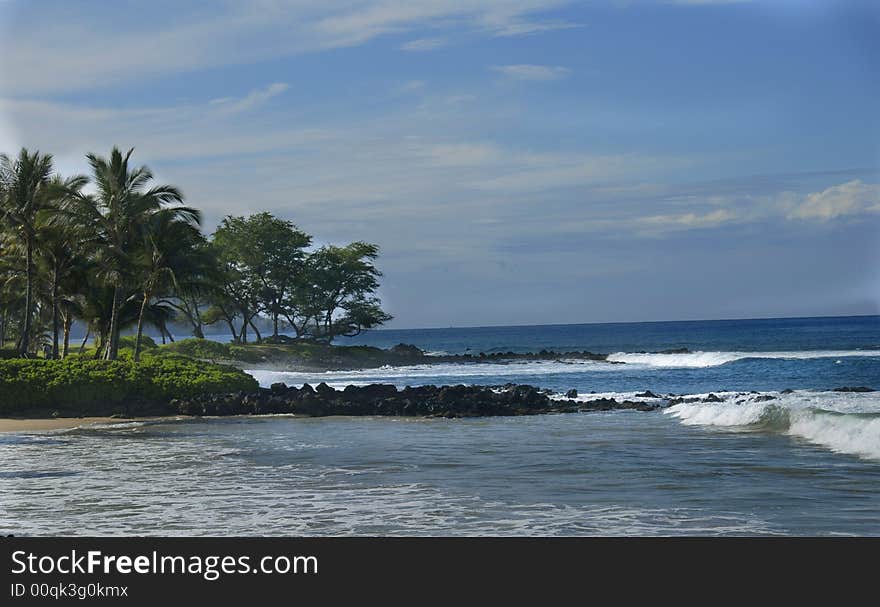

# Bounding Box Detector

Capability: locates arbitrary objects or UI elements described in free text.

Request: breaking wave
[665,391,880,461]
[607,350,880,368]
[246,358,616,389]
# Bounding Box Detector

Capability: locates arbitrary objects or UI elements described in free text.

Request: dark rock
[355,384,399,400]
[261,334,297,344]
[270,382,288,394]
[389,343,424,357]
[832,386,875,393]
[635,390,659,398]
[315,382,336,395]
[704,393,723,402]
[565,389,578,398]
[168,381,672,420]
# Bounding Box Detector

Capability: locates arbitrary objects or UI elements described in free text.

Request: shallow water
[2,411,878,536]
[2,315,879,536]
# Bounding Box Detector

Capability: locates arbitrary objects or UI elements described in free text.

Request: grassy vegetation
[0,356,258,415]
[0,334,427,418]
[157,337,397,367]
[159,338,267,363]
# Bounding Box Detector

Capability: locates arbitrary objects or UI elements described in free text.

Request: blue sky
[1,0,878,328]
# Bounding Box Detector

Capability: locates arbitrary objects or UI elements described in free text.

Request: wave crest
[607,350,880,368]
[665,391,880,461]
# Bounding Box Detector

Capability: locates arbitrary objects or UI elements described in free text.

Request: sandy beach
[0,416,177,433]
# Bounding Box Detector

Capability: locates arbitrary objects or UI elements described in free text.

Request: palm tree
[0,149,57,356]
[132,209,203,361]
[36,175,88,358]
[0,236,24,349]
[64,147,196,360]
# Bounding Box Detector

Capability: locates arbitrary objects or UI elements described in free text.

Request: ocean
[2,315,879,535]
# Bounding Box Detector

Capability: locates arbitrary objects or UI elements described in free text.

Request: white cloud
[487,18,582,37]
[0,1,577,94]
[400,37,448,51]
[787,180,880,220]
[491,64,571,81]
[210,83,290,115]
[638,208,737,229]
[472,153,690,191]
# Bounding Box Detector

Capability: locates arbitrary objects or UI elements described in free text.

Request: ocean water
[2,315,879,536]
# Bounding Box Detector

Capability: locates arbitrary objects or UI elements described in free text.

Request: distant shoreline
[58,312,880,345]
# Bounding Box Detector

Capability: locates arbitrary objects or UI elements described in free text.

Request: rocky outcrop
[170,383,664,419]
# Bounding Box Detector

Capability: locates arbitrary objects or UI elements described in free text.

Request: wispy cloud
[491,64,571,81]
[488,18,582,37]
[400,37,448,51]
[0,1,578,95]
[786,180,880,221]
[397,80,427,93]
[638,208,737,229]
[210,83,289,115]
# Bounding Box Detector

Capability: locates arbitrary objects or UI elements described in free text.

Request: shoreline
[1,378,874,427]
[0,416,183,433]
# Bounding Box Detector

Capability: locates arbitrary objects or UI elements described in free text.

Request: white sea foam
[247,350,880,387]
[246,358,616,388]
[549,390,666,403]
[606,350,880,368]
[665,391,880,461]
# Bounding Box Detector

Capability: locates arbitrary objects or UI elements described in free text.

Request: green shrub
[118,335,158,350]
[0,357,258,413]
[158,338,233,360]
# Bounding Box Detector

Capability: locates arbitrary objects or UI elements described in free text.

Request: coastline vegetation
[0,357,257,416]
[0,146,392,364]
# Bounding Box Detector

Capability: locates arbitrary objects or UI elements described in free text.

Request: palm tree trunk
[51,270,60,359]
[20,240,34,356]
[134,291,150,362]
[62,313,72,358]
[106,283,121,360]
[78,328,91,356]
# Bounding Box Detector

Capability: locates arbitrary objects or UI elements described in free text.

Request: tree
[35,175,89,358]
[301,242,391,341]
[211,213,311,342]
[63,147,196,359]
[160,239,218,339]
[131,208,203,361]
[0,235,24,349]
[0,149,57,355]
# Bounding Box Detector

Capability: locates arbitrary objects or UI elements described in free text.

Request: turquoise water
[2,315,879,536]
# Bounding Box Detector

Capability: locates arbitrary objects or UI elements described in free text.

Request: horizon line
[367,312,880,333]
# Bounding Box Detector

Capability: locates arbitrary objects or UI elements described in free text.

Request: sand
[0,416,177,432]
